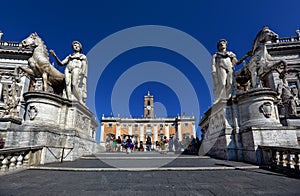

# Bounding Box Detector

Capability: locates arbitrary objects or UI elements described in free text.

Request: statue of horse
[16,33,64,93]
[236,27,286,89]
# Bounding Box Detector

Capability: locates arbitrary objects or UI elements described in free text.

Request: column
[116,123,120,137]
[128,124,132,136]
[165,124,169,138]
[154,124,158,143]
[140,124,144,142]
[177,123,182,141]
[192,122,196,137]
[100,123,105,144]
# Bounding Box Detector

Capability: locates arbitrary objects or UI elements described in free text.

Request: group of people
[105,135,150,153]
[105,135,202,154]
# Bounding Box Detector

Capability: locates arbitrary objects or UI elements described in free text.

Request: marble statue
[211,39,247,103]
[277,71,298,117]
[16,33,64,93]
[237,27,286,89]
[0,31,3,40]
[2,79,22,118]
[50,41,87,104]
[296,29,300,39]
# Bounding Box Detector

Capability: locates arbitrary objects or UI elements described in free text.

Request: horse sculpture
[236,27,286,89]
[16,33,64,93]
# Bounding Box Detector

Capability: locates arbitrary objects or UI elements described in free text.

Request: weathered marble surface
[5,91,102,163]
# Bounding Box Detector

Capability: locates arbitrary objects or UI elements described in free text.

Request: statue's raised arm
[50,41,88,105]
[212,39,239,103]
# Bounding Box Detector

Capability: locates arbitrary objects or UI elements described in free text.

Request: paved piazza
[0,152,299,195]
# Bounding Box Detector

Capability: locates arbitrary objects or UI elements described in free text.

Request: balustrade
[0,146,43,172]
[274,36,300,43]
[0,41,21,47]
[259,145,300,175]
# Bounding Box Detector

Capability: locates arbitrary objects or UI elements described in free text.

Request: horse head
[251,27,278,53]
[21,32,42,49]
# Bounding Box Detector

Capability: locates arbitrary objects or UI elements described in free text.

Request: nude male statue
[50,41,87,104]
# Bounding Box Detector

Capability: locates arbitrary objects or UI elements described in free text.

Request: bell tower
[144,91,154,118]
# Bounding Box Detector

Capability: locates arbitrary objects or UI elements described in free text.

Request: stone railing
[0,41,21,47]
[274,36,300,43]
[0,146,44,172]
[259,145,300,175]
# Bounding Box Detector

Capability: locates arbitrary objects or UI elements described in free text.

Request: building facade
[0,38,32,141]
[100,92,196,147]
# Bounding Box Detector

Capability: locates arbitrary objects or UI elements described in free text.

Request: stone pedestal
[236,88,298,163]
[240,127,298,164]
[200,98,242,161]
[5,91,103,163]
[237,88,281,128]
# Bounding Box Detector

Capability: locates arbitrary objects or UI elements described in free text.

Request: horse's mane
[251,26,269,55]
[32,33,49,58]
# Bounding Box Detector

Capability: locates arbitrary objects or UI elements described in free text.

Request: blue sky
[1,0,300,141]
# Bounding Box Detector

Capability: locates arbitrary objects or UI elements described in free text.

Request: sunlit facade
[100,92,196,147]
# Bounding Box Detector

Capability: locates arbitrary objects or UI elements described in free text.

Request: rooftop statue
[16,33,64,93]
[50,41,87,105]
[236,27,286,89]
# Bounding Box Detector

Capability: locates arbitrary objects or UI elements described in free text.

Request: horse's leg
[18,66,35,76]
[42,72,48,92]
[250,65,258,88]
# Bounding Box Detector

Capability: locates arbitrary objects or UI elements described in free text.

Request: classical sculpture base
[5,91,104,163]
[240,127,298,163]
[200,88,298,164]
[199,98,243,161]
[237,88,282,128]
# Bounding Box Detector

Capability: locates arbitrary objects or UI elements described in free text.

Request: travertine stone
[240,127,298,163]
[4,91,103,163]
[237,88,281,128]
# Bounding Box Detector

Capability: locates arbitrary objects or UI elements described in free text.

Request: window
[184,123,189,127]
[122,124,127,128]
[146,124,152,134]
[108,123,112,128]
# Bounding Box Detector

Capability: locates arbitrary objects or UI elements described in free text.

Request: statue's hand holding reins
[49,49,56,57]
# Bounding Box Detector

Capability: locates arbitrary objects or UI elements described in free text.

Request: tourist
[146,136,152,151]
[111,136,116,152]
[169,136,174,152]
[191,135,197,153]
[139,141,144,151]
[134,140,139,151]
[116,136,122,152]
[126,136,132,154]
[163,136,169,154]
[154,141,159,152]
